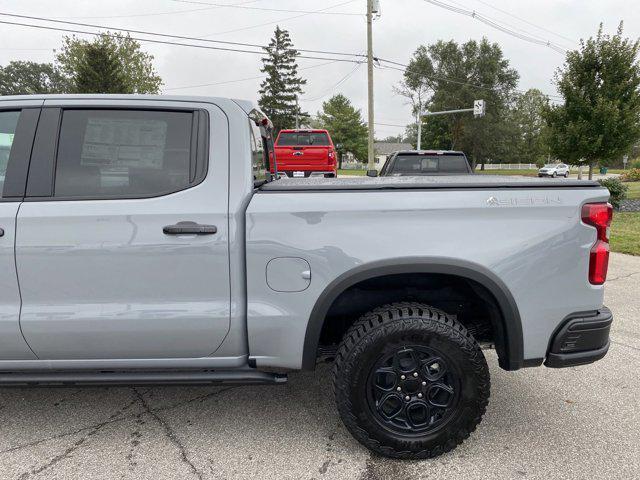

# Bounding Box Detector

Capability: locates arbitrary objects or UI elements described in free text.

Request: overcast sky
[1,0,638,138]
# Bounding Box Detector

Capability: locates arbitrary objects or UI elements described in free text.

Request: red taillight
[328,150,336,164]
[581,203,613,285]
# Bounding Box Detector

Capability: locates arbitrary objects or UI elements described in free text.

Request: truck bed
[260,175,600,191]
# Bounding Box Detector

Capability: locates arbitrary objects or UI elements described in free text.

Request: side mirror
[366,169,378,177]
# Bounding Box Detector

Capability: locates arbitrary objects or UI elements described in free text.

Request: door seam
[14,201,39,359]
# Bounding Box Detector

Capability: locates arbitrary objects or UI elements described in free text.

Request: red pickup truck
[271,129,337,178]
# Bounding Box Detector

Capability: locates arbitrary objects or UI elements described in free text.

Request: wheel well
[317,273,508,363]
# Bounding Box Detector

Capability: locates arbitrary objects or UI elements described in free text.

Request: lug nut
[422,381,427,386]
[400,375,405,380]
[413,372,419,377]
[405,396,410,401]
[396,387,401,391]
[417,393,423,398]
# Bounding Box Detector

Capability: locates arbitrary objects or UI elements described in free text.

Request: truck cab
[272,129,337,178]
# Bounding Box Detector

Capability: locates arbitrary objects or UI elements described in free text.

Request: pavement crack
[0,387,237,456]
[132,388,204,480]
[611,338,640,352]
[14,395,138,479]
[606,271,640,282]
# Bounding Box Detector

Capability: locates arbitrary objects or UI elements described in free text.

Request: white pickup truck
[0,94,613,459]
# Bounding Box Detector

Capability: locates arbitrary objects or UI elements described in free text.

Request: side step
[0,369,288,387]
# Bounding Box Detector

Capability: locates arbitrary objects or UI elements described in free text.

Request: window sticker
[80,118,168,169]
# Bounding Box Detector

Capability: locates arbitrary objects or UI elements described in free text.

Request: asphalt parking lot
[0,252,638,480]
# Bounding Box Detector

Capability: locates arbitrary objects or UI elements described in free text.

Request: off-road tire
[333,302,490,459]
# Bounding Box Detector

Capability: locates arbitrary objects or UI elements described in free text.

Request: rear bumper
[545,306,613,368]
[277,170,336,178]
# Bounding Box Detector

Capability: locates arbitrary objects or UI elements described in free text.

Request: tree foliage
[0,61,70,95]
[316,94,368,166]
[400,39,519,167]
[56,33,162,94]
[508,89,550,164]
[258,26,307,133]
[74,43,128,94]
[544,23,640,178]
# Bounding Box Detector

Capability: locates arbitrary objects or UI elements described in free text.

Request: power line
[0,11,564,102]
[421,0,568,54]
[45,0,261,20]
[300,62,364,102]
[171,0,362,16]
[198,0,359,38]
[165,59,341,91]
[0,12,366,59]
[376,58,564,100]
[469,0,577,45]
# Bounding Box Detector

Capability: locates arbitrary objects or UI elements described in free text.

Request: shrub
[630,158,640,169]
[599,177,628,209]
[621,168,640,182]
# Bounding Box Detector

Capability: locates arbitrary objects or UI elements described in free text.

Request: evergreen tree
[74,43,128,94]
[56,33,162,94]
[258,26,307,133]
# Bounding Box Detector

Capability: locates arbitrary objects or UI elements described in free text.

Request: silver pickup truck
[0,95,613,459]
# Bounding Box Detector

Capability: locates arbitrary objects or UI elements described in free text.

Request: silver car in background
[539,163,570,177]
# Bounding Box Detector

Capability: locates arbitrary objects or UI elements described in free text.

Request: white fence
[477,163,537,170]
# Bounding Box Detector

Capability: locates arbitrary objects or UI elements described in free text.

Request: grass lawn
[338,169,366,176]
[610,212,640,256]
[625,182,640,200]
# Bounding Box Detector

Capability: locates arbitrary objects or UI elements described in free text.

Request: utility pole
[295,97,300,129]
[416,108,422,150]
[366,0,375,169]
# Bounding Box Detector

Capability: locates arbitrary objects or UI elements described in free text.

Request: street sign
[623,155,629,165]
[474,100,486,117]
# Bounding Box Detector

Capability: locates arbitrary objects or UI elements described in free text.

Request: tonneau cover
[259,175,601,191]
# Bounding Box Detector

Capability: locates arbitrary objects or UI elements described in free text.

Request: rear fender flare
[301,257,524,371]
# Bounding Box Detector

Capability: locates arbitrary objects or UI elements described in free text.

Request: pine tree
[74,43,128,94]
[258,26,307,133]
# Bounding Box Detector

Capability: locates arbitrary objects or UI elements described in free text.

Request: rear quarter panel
[245,187,609,369]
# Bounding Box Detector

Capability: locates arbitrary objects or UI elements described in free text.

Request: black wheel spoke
[421,356,447,381]
[377,393,404,420]
[406,401,430,428]
[392,348,420,373]
[427,383,455,408]
[373,367,397,392]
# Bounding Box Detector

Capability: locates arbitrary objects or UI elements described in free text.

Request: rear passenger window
[0,110,20,195]
[54,109,200,198]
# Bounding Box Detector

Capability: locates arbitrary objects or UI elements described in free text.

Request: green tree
[544,23,640,179]
[316,94,368,166]
[402,39,519,168]
[509,89,551,165]
[258,26,307,133]
[56,33,162,94]
[74,43,128,94]
[0,61,70,95]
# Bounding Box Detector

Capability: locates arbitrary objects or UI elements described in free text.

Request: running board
[0,369,288,386]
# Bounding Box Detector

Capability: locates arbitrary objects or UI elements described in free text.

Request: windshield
[389,154,470,175]
[543,164,557,168]
[276,132,330,146]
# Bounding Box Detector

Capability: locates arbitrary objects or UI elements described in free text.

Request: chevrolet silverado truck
[0,95,613,459]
